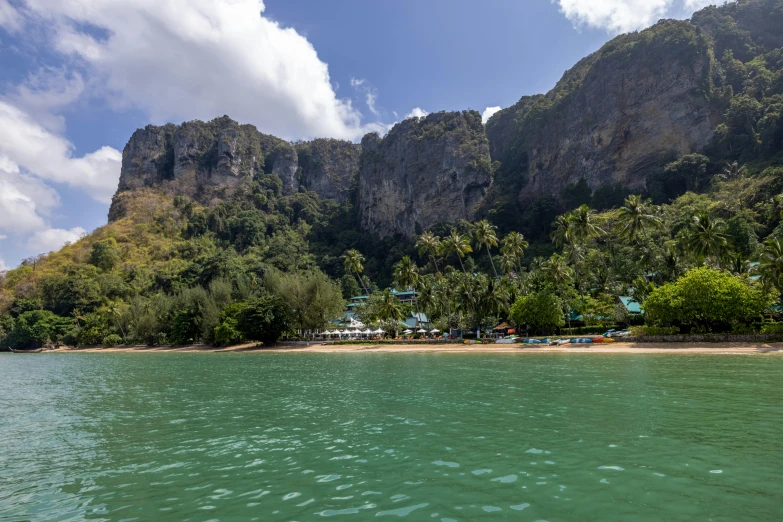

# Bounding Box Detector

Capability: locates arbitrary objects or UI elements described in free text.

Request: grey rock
[357,111,492,237]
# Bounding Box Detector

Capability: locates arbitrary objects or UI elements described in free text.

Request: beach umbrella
[373,328,384,334]
[362,329,373,335]
[403,329,413,334]
[417,329,427,333]
[430,329,440,334]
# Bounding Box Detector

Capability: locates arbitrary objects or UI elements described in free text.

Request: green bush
[102,334,123,347]
[645,267,775,333]
[761,322,783,334]
[630,326,680,337]
[561,325,618,335]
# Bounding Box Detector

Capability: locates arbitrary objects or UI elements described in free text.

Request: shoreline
[27,342,783,355]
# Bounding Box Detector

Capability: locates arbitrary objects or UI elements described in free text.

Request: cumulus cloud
[406,107,429,119]
[14,0,384,140]
[0,258,7,271]
[26,226,86,254]
[482,106,502,123]
[0,101,122,203]
[553,0,729,34]
[0,156,60,235]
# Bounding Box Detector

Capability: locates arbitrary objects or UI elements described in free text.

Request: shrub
[645,267,775,333]
[630,326,680,337]
[102,334,123,347]
[561,325,619,336]
[761,322,783,334]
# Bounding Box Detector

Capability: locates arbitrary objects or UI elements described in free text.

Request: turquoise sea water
[1,353,782,521]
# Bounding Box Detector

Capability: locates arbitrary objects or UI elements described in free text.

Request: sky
[0,0,727,270]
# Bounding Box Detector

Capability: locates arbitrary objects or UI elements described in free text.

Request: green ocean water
[1,353,781,521]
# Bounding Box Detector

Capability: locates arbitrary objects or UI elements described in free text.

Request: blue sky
[0,0,723,269]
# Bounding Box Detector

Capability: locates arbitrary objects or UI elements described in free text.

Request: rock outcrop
[295,139,361,204]
[111,116,359,219]
[357,111,492,237]
[487,19,720,203]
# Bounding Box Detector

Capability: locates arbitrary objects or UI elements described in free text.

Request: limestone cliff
[357,111,492,237]
[111,117,359,219]
[295,139,361,204]
[487,19,719,203]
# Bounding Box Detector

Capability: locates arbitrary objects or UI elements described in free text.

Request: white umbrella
[403,329,413,334]
[417,329,427,333]
[430,329,440,334]
[373,328,384,334]
[362,329,373,335]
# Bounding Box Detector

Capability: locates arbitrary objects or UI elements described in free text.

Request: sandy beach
[40,342,783,355]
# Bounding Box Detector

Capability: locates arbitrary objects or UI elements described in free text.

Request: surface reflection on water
[1,353,782,521]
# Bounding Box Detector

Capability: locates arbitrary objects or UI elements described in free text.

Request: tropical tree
[393,256,422,327]
[616,195,662,241]
[342,249,369,296]
[759,238,783,297]
[550,215,574,248]
[502,231,528,274]
[718,161,747,181]
[569,204,605,244]
[472,220,500,278]
[542,255,574,290]
[682,213,731,266]
[443,230,473,274]
[415,231,442,273]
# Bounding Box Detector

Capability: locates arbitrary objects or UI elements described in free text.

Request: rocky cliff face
[487,19,720,204]
[111,117,359,219]
[357,111,492,237]
[295,139,361,204]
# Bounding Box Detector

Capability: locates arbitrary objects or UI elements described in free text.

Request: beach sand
[43,342,783,355]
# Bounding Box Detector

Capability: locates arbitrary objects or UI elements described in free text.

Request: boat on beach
[8,348,44,353]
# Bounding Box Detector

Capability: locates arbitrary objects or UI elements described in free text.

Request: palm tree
[551,215,573,248]
[377,290,405,321]
[661,245,684,282]
[683,213,730,266]
[569,204,604,243]
[343,249,369,296]
[393,256,422,327]
[719,161,746,181]
[502,231,528,274]
[543,254,574,290]
[415,231,442,273]
[443,230,473,274]
[500,252,518,277]
[617,195,662,241]
[472,220,500,278]
[562,243,586,295]
[760,238,783,296]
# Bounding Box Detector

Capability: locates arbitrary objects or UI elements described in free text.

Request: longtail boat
[9,347,43,353]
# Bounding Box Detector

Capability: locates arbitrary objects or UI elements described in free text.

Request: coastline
[32,342,783,355]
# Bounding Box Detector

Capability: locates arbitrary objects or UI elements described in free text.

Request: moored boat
[9,347,43,353]
[570,338,593,344]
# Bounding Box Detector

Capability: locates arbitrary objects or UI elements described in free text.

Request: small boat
[570,338,593,344]
[522,339,549,344]
[9,347,43,353]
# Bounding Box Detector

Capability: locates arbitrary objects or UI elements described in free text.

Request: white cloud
[0,258,7,271]
[17,0,385,140]
[482,106,502,123]
[4,69,86,133]
[0,235,7,240]
[0,156,60,235]
[350,78,366,87]
[26,226,86,254]
[0,0,21,31]
[406,107,429,119]
[0,101,122,203]
[553,0,729,34]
